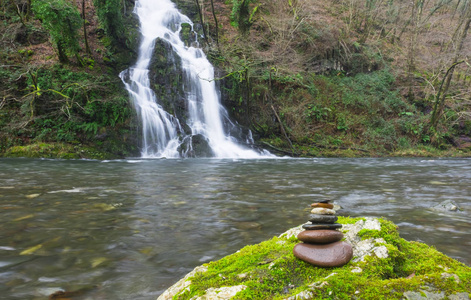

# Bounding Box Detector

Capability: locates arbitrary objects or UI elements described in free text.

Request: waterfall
[120,0,269,158]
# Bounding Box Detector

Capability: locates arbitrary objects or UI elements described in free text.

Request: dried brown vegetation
[195,0,471,155]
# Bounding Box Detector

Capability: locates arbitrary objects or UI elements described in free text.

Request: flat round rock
[308,214,338,224]
[293,241,353,268]
[302,223,342,230]
[297,229,344,244]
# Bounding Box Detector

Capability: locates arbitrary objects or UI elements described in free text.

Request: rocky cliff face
[157,217,471,300]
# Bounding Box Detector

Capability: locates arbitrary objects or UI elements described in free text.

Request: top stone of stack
[311,202,334,209]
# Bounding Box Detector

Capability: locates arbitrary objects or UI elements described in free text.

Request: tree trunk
[209,0,218,47]
[406,0,424,101]
[195,0,209,45]
[57,41,69,63]
[82,0,92,55]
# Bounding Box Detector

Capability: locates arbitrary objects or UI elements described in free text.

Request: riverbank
[158,217,471,300]
[1,141,470,159]
[260,140,471,158]
[1,142,123,160]
[2,0,471,158]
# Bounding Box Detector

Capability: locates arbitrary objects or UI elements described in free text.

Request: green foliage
[4,65,135,155]
[93,0,125,46]
[230,0,255,32]
[396,113,430,143]
[305,104,332,121]
[338,69,408,114]
[32,0,82,63]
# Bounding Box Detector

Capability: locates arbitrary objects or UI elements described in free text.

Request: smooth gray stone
[302,223,342,230]
[308,214,338,224]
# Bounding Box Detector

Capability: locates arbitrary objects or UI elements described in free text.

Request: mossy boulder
[158,217,471,300]
[148,39,187,124]
[2,142,117,160]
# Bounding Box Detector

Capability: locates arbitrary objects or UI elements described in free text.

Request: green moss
[357,218,400,243]
[337,216,364,225]
[2,142,116,160]
[172,217,471,300]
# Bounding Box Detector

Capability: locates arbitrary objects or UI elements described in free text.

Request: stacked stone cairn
[293,200,353,267]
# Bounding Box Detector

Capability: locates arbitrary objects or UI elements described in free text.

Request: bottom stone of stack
[293,241,353,268]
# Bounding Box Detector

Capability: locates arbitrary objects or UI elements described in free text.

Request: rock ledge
[157,217,471,300]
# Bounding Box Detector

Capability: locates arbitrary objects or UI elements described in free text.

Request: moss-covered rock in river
[158,217,471,300]
[2,142,119,160]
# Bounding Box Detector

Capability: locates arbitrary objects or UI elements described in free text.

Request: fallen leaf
[429,181,447,185]
[14,214,34,221]
[139,247,154,255]
[92,203,116,211]
[20,244,43,255]
[91,257,107,268]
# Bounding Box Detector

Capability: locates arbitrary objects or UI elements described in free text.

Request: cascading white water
[120,0,269,158]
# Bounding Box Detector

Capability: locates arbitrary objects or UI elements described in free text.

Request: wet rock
[179,134,214,158]
[191,135,214,157]
[157,266,208,300]
[302,223,342,230]
[148,39,186,121]
[293,241,353,268]
[431,200,462,212]
[297,230,344,244]
[235,221,262,230]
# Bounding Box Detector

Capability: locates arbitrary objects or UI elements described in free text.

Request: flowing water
[0,157,470,299]
[120,0,264,158]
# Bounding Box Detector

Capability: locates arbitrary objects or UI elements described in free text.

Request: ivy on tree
[93,0,125,46]
[32,0,82,64]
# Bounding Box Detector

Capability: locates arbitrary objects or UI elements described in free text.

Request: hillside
[1,0,471,158]
[0,0,139,158]
[202,0,471,156]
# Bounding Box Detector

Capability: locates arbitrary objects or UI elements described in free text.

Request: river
[0,157,470,299]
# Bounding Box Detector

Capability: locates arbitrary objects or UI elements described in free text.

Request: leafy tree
[93,0,124,46]
[32,0,82,64]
